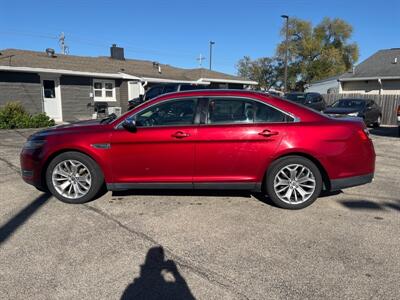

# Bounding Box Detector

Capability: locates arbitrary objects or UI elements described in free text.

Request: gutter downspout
[377,78,382,95]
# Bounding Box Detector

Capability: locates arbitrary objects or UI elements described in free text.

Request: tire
[265,156,323,209]
[45,151,104,204]
[373,115,381,128]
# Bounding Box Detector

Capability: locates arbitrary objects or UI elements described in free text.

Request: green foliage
[236,56,281,90]
[237,17,359,92]
[276,17,359,90]
[0,102,55,129]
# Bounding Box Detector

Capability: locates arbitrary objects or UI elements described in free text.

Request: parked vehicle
[128,83,208,110]
[21,90,375,209]
[324,99,382,127]
[284,92,326,111]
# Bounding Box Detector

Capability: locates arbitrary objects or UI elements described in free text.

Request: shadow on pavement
[340,199,400,211]
[113,189,252,198]
[121,246,195,300]
[369,126,400,138]
[0,193,51,245]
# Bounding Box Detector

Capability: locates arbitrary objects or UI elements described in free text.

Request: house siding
[118,80,129,113]
[0,71,42,114]
[60,75,122,121]
[341,79,400,95]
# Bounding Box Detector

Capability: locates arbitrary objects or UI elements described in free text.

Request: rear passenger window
[207,98,292,124]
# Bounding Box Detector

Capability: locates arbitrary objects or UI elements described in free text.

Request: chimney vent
[110,44,125,60]
[393,57,398,64]
[45,48,56,57]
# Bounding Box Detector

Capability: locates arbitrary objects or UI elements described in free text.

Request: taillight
[357,128,370,141]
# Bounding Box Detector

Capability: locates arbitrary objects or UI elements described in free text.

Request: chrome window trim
[115,95,300,130]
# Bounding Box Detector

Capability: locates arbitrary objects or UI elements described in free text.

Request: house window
[93,79,116,101]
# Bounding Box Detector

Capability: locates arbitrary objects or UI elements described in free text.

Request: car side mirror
[122,119,137,132]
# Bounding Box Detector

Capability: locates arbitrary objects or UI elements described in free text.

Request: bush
[0,102,55,129]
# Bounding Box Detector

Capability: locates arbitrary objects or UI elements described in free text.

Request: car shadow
[340,199,400,211]
[113,189,253,198]
[369,126,399,138]
[121,246,195,300]
[113,189,344,208]
[0,193,51,245]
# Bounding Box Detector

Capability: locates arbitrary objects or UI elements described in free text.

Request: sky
[0,0,399,75]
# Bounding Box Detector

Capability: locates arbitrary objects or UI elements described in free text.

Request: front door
[42,77,62,122]
[110,98,198,184]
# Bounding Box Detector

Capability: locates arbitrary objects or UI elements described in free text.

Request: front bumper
[330,173,374,191]
[20,149,45,189]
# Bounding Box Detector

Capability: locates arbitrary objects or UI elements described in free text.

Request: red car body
[21,90,375,200]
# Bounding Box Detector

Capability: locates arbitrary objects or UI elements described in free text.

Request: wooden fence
[321,94,400,125]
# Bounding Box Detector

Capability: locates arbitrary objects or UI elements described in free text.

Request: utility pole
[197,54,205,68]
[209,41,215,70]
[281,15,289,92]
[59,32,69,55]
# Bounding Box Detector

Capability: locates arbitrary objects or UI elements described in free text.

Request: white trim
[198,77,258,85]
[93,79,116,102]
[141,77,209,85]
[339,76,400,82]
[0,65,141,80]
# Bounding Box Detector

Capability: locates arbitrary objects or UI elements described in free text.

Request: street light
[281,15,289,92]
[209,41,215,70]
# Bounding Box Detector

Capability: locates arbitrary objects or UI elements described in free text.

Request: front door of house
[42,76,62,122]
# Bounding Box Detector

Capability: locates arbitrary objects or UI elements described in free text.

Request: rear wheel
[46,151,104,204]
[265,156,322,209]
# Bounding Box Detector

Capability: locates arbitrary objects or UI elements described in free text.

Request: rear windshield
[285,93,306,102]
[331,99,366,109]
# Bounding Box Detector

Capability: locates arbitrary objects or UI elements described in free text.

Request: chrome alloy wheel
[273,164,316,204]
[52,160,92,199]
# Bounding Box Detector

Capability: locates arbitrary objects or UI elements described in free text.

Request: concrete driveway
[0,127,399,299]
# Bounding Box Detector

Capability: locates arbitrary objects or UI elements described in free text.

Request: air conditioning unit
[108,106,122,117]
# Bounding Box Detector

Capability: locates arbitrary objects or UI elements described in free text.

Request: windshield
[331,99,366,109]
[285,93,306,102]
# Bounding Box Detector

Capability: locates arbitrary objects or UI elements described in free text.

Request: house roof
[0,49,256,85]
[308,74,343,85]
[340,48,400,81]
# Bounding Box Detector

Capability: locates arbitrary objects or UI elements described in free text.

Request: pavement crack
[82,204,249,300]
[0,157,20,174]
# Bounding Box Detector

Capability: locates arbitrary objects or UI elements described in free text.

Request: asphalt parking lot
[0,127,399,300]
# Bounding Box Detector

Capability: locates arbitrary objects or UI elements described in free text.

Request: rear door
[194,97,292,189]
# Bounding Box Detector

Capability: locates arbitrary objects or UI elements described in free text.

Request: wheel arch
[40,148,106,190]
[264,152,331,191]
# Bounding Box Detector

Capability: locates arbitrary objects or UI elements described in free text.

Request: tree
[276,17,359,90]
[236,56,280,90]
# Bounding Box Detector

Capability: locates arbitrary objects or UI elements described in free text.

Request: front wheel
[46,151,104,204]
[265,156,323,209]
[373,115,381,128]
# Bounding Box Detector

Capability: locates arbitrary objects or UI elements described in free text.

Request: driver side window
[134,99,197,127]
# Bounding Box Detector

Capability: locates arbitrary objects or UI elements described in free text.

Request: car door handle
[258,129,279,137]
[172,131,190,138]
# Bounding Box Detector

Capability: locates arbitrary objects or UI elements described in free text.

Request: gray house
[0,46,256,122]
[339,48,400,95]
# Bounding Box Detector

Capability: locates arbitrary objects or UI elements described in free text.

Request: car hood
[29,119,104,139]
[324,107,361,114]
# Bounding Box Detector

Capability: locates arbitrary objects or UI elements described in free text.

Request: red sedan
[20,90,375,209]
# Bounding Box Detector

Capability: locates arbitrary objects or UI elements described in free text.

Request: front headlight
[23,140,46,150]
[348,112,359,117]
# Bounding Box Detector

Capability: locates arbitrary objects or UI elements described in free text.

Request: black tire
[45,151,104,204]
[373,115,381,128]
[265,156,323,209]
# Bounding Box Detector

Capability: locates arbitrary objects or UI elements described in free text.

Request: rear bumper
[330,173,374,191]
